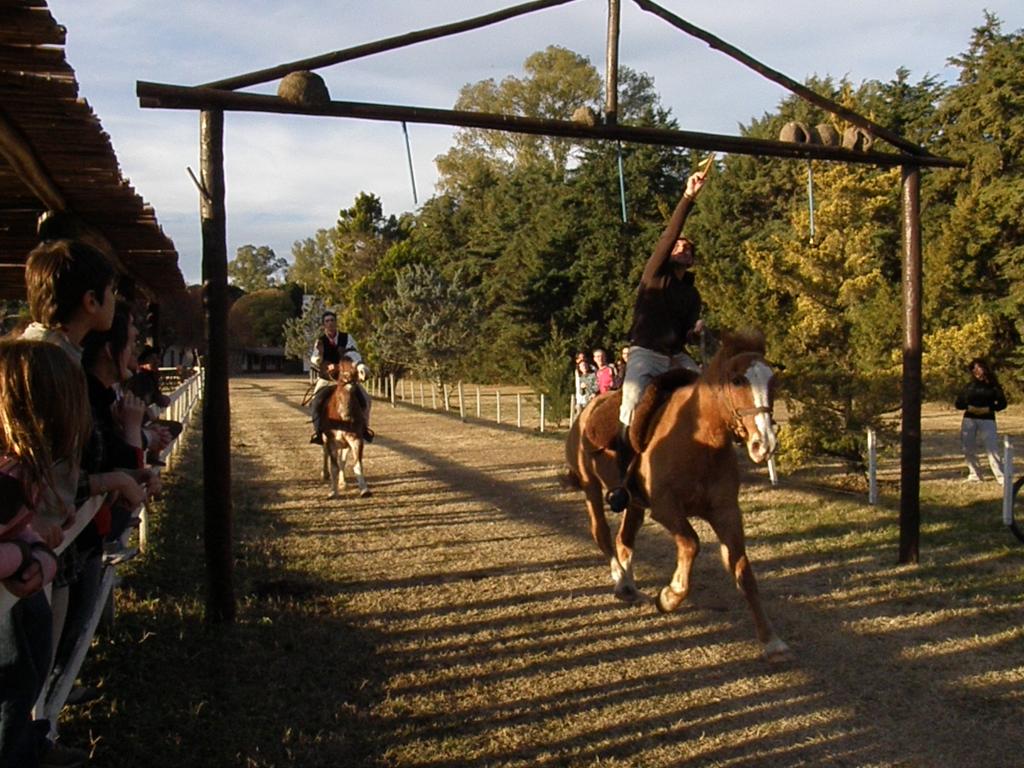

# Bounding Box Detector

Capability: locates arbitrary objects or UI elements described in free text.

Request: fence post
[767,457,778,486]
[540,394,546,433]
[516,393,522,428]
[1003,436,1014,526]
[389,373,396,406]
[443,383,450,411]
[458,382,465,421]
[431,383,437,410]
[496,391,502,424]
[867,427,878,505]
[568,396,576,427]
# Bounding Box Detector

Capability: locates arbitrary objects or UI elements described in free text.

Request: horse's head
[706,330,778,464]
[328,356,359,386]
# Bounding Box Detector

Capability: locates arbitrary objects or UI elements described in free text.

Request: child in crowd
[127,346,179,466]
[43,303,158,729]
[0,339,91,768]
[574,354,597,410]
[20,238,117,541]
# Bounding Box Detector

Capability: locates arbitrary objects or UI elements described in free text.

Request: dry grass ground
[62,376,1024,767]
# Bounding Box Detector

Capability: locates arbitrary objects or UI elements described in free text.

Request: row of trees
[222,14,1022,466]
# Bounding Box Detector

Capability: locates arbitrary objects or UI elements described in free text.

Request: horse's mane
[704,329,766,381]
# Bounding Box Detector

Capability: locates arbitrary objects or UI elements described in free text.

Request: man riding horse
[607,164,710,512]
[308,310,374,445]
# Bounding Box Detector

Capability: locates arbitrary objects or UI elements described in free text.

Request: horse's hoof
[656,586,684,614]
[359,489,372,498]
[613,582,642,604]
[762,637,792,664]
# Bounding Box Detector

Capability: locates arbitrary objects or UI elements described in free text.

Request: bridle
[720,357,776,440]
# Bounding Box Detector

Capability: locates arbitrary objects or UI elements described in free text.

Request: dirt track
[226,375,1024,768]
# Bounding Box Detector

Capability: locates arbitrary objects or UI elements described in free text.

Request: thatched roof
[0,0,186,301]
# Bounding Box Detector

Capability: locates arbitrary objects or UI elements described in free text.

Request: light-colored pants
[618,345,699,426]
[961,417,1003,481]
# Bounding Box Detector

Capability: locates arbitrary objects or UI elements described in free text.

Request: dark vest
[319,332,349,366]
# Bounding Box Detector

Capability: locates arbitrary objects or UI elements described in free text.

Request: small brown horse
[565,330,790,661]
[318,357,371,498]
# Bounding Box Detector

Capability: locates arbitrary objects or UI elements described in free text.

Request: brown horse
[565,330,790,661]
[318,357,371,498]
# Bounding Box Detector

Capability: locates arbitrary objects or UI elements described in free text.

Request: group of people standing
[573,346,628,411]
[2,236,176,768]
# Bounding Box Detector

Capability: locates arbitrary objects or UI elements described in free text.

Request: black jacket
[955,380,1007,421]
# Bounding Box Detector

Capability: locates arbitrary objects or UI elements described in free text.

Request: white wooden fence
[370,376,553,433]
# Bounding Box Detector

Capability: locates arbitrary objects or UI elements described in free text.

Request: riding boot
[606,423,634,513]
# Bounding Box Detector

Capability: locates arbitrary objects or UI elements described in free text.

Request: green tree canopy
[227,289,296,349]
[371,263,481,384]
[228,244,288,292]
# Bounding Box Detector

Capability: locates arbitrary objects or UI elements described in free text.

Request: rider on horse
[308,310,374,445]
[606,166,710,513]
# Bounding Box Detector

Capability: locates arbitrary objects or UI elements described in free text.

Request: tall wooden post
[605,0,621,126]
[199,110,235,622]
[899,166,922,564]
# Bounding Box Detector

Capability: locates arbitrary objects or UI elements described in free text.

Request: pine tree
[747,161,902,464]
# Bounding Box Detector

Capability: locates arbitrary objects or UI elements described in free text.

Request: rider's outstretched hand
[685,171,708,201]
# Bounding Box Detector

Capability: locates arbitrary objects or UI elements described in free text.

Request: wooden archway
[137,0,960,621]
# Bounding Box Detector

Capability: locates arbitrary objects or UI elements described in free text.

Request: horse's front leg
[338,442,350,492]
[321,441,330,483]
[326,437,341,499]
[582,483,633,601]
[349,438,371,498]
[613,503,646,604]
[709,508,791,662]
[654,516,700,613]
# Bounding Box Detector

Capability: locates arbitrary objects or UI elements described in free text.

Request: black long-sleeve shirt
[955,380,1007,421]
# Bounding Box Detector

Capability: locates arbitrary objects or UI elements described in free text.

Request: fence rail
[370,376,561,432]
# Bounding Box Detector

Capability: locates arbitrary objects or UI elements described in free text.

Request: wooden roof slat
[0,0,185,301]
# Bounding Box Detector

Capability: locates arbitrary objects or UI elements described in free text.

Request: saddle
[583,368,700,453]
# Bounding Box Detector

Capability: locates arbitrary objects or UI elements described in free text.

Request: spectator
[41,303,152,763]
[955,357,1007,483]
[612,345,630,390]
[575,356,597,411]
[593,348,615,395]
[20,238,116,540]
[127,346,170,411]
[0,339,90,768]
[127,347,180,466]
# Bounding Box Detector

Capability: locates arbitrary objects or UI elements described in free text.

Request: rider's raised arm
[639,171,707,285]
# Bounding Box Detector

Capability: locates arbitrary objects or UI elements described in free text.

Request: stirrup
[606,486,631,513]
[364,427,375,443]
[309,433,323,445]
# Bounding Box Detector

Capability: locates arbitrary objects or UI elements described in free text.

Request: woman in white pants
[954,358,1007,483]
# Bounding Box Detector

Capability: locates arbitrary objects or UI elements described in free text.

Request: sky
[43,0,1023,285]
